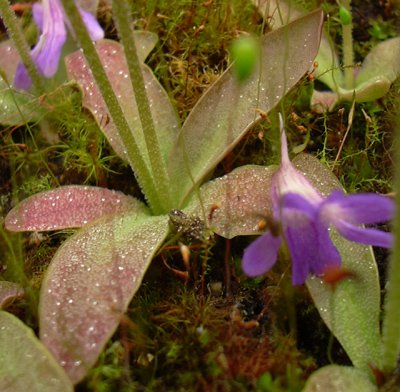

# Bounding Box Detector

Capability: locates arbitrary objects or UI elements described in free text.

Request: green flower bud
[339,6,352,26]
[229,35,260,82]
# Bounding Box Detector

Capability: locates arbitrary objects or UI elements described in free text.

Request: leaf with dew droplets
[185,165,275,239]
[0,281,24,309]
[0,41,48,125]
[65,36,180,166]
[39,213,169,384]
[167,10,324,207]
[0,310,73,392]
[0,40,19,83]
[5,185,148,232]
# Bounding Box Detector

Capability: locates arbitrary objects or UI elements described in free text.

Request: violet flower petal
[14,63,32,90]
[334,220,393,248]
[32,3,44,31]
[78,8,104,41]
[33,0,67,77]
[242,232,281,277]
[14,0,67,89]
[281,194,341,284]
[323,190,395,225]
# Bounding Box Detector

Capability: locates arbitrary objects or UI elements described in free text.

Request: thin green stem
[381,97,400,372]
[341,0,355,89]
[0,0,46,94]
[112,0,172,212]
[59,0,163,213]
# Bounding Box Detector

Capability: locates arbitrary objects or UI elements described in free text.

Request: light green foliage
[0,310,73,391]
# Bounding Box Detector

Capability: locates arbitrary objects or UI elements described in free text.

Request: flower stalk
[340,0,355,89]
[59,0,164,214]
[381,98,400,372]
[0,0,46,93]
[112,0,172,211]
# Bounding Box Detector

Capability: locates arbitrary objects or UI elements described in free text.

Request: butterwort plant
[243,114,394,284]
[2,0,325,385]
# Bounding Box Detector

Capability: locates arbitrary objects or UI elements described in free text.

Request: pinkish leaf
[39,213,169,384]
[186,165,275,239]
[65,37,179,166]
[0,40,19,83]
[0,281,24,309]
[5,186,148,232]
[0,310,73,392]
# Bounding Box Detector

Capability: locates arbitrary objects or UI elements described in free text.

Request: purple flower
[242,115,394,285]
[14,0,104,89]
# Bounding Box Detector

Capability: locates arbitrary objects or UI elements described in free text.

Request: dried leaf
[168,10,324,207]
[0,281,24,309]
[39,213,169,384]
[0,310,73,392]
[5,185,147,232]
[65,38,179,165]
[186,165,275,239]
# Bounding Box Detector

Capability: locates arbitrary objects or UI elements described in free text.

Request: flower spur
[242,115,394,285]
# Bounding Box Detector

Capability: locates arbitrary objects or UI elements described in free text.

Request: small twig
[332,99,355,171]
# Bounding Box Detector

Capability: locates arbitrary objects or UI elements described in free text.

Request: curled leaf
[5,185,147,232]
[0,281,24,309]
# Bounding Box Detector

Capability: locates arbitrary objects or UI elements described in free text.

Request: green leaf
[168,10,324,207]
[303,365,377,392]
[314,35,344,93]
[39,213,169,384]
[185,165,275,239]
[338,76,392,103]
[65,36,179,167]
[356,37,400,87]
[0,310,73,392]
[0,78,44,125]
[294,154,381,371]
[251,0,343,92]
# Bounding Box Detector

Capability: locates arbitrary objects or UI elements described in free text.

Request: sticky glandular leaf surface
[5,185,147,232]
[186,165,275,239]
[0,310,73,392]
[65,35,180,167]
[39,213,169,384]
[167,10,324,207]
